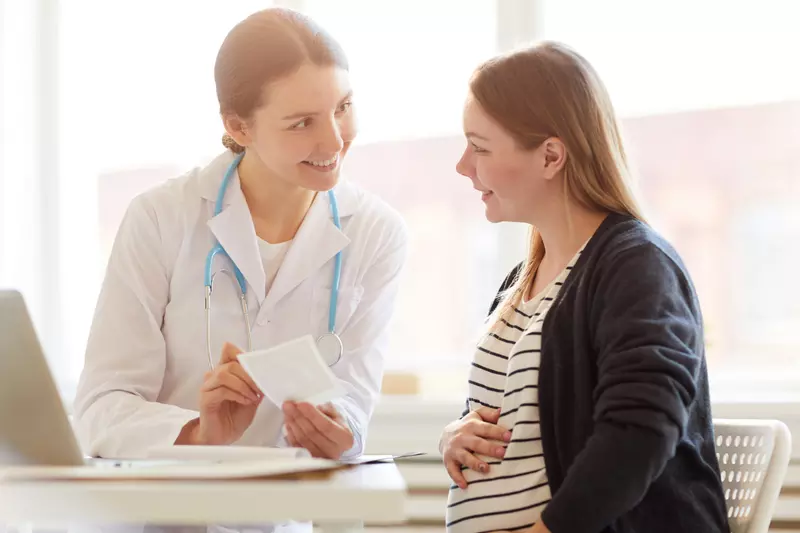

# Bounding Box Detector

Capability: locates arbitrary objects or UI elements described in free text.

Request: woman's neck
[237,151,317,244]
[539,205,607,267]
[524,202,608,301]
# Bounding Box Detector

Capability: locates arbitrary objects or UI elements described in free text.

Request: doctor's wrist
[175,417,202,445]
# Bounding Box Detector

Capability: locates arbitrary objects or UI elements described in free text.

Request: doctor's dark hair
[215,8,349,153]
[472,42,645,328]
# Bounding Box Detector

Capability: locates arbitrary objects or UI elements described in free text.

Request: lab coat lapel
[205,170,267,305]
[261,190,351,313]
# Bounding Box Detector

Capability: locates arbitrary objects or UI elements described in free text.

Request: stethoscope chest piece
[316,332,343,367]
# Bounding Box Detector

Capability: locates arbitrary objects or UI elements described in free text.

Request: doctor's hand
[282,401,354,459]
[177,342,263,446]
[440,407,512,489]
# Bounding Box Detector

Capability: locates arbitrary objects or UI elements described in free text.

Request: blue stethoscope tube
[204,152,343,369]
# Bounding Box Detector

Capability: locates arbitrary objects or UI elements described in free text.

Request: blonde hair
[214,8,349,153]
[470,42,645,328]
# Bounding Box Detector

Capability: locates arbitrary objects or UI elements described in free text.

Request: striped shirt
[446,247,583,533]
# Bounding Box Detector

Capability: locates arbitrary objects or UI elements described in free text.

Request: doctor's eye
[290,118,312,130]
[336,101,352,114]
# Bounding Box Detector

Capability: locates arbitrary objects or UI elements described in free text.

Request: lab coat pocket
[311,284,364,335]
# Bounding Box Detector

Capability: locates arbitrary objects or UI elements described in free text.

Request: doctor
[73,7,407,461]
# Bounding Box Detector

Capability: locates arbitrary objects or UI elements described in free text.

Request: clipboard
[339,452,426,465]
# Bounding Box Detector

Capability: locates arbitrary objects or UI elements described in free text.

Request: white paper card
[238,335,346,406]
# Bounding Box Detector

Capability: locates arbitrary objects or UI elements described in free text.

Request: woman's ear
[222,114,251,148]
[542,138,567,179]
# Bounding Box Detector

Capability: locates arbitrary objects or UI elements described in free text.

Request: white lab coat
[73,151,408,460]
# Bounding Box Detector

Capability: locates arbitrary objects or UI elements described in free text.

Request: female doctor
[73,8,407,461]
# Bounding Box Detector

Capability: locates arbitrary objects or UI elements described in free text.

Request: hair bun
[222,133,245,154]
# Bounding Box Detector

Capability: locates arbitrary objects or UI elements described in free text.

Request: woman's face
[456,93,565,224]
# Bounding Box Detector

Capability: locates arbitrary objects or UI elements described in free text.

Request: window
[3,1,798,402]
[49,0,502,399]
[56,1,280,396]
[304,0,497,143]
[1,0,53,368]
[542,0,800,397]
[299,0,505,392]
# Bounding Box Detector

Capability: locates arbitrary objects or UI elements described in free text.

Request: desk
[0,463,407,532]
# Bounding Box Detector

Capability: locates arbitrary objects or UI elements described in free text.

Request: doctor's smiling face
[215,8,356,192]
[236,63,357,192]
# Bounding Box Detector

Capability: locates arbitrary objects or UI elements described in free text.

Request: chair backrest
[714,419,792,533]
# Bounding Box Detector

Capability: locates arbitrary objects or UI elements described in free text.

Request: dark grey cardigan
[474,213,730,533]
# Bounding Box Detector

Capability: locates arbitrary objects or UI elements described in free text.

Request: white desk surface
[0,463,407,527]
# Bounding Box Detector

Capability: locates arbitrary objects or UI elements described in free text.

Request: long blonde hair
[471,42,645,327]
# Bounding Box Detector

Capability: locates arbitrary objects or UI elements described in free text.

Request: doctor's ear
[222,114,251,149]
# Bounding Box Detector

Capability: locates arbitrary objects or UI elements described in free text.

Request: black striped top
[446,248,583,533]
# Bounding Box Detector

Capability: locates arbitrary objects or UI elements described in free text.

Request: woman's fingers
[473,407,501,423]
[470,419,512,443]
[455,447,489,474]
[440,410,513,492]
[461,434,507,459]
[445,458,468,489]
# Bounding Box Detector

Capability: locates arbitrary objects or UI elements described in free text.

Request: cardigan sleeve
[541,243,704,533]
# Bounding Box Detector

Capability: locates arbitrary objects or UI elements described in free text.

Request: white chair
[714,419,792,533]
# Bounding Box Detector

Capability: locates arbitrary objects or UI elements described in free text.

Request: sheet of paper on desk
[0,457,340,481]
[238,335,346,406]
[145,445,311,462]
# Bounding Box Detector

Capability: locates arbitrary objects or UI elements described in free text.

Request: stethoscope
[204,152,344,370]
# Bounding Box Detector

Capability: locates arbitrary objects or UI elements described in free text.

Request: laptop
[0,289,84,467]
[0,289,340,479]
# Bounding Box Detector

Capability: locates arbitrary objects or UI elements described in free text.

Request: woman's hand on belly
[176,342,263,445]
[282,401,354,459]
[440,407,512,489]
